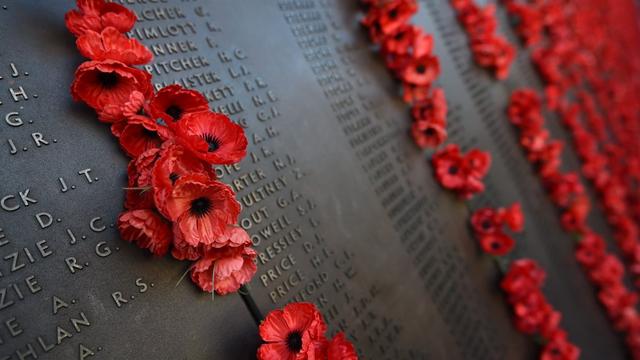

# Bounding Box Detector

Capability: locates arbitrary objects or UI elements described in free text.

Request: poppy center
[142,128,158,139]
[491,241,501,250]
[424,127,436,137]
[169,172,179,184]
[98,72,119,88]
[190,197,212,217]
[165,105,183,121]
[448,166,459,175]
[416,64,426,74]
[286,331,303,353]
[481,220,492,229]
[202,133,221,152]
[389,9,398,19]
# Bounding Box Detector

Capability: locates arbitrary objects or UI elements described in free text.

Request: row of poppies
[360,0,580,358]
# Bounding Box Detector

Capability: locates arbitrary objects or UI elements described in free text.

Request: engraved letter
[36,212,53,228]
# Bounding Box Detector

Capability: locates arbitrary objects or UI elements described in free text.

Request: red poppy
[560,195,590,233]
[463,149,491,178]
[190,236,257,295]
[519,128,549,153]
[399,54,440,86]
[175,111,248,165]
[507,89,542,129]
[432,144,466,190]
[117,209,172,256]
[98,90,147,124]
[411,87,447,122]
[119,116,172,158]
[165,174,241,247]
[326,333,358,360]
[401,83,431,104]
[530,140,564,177]
[478,232,515,256]
[65,0,137,37]
[501,259,546,300]
[574,232,606,269]
[589,254,624,286]
[148,84,210,125]
[470,208,500,235]
[432,144,491,198]
[125,147,162,210]
[511,291,549,334]
[471,35,515,80]
[497,202,524,232]
[457,3,497,39]
[361,0,418,44]
[540,330,580,360]
[381,24,432,58]
[71,60,153,111]
[172,222,248,261]
[151,143,216,218]
[410,118,447,148]
[506,3,544,46]
[258,302,328,360]
[76,27,152,65]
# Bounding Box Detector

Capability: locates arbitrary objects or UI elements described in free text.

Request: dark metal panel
[0,0,628,359]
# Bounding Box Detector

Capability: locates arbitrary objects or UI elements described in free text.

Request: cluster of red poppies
[507,88,640,358]
[470,203,523,256]
[506,0,640,289]
[65,0,256,295]
[501,259,580,360]
[431,144,491,199]
[257,302,357,360]
[450,0,515,79]
[360,0,448,149]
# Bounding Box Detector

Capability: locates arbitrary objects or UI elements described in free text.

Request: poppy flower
[501,259,546,300]
[575,232,606,269]
[190,239,257,295]
[361,0,418,44]
[119,116,172,158]
[257,302,328,360]
[327,333,358,360]
[457,3,497,39]
[470,35,515,80]
[497,203,524,232]
[463,148,491,178]
[172,224,250,261]
[401,83,431,104]
[381,24,432,58]
[98,90,147,123]
[65,0,137,37]
[175,111,248,165]
[399,54,440,86]
[507,89,542,129]
[511,291,549,334]
[432,144,491,198]
[432,144,466,190]
[148,84,210,125]
[117,209,172,256]
[151,143,216,218]
[588,254,624,286]
[165,174,241,246]
[71,60,153,111]
[470,208,500,235]
[519,128,549,153]
[76,27,152,65]
[540,330,580,360]
[410,118,447,148]
[411,87,447,122]
[125,147,162,210]
[478,232,515,256]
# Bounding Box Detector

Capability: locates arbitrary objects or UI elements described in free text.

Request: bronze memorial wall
[0,0,631,359]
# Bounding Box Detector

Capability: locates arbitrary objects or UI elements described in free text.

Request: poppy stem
[175,264,195,288]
